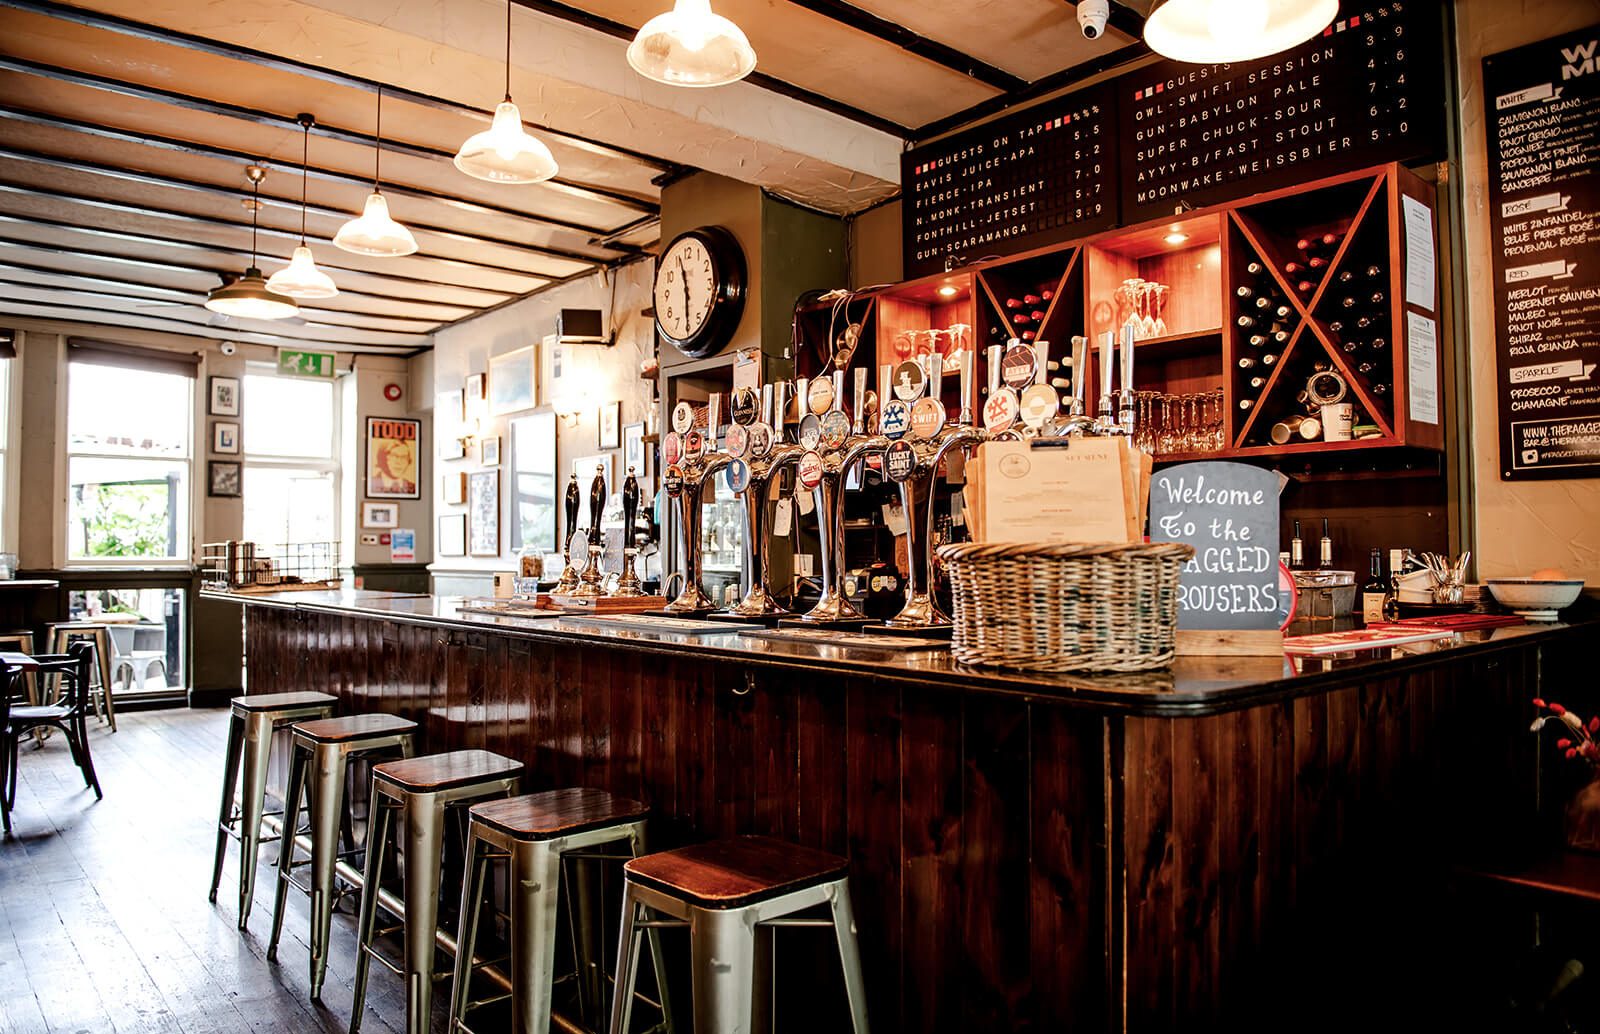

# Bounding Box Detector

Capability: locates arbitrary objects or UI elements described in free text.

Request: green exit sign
[278,349,337,379]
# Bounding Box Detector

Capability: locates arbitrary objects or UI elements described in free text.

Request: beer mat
[704,611,785,626]
[558,614,754,635]
[551,594,668,613]
[1283,627,1458,655]
[1368,613,1524,631]
[871,622,953,640]
[739,628,950,651]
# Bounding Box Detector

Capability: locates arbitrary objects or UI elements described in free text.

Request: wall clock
[653,225,746,359]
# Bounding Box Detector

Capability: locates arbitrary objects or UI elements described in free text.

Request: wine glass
[894,330,915,360]
[1150,283,1170,338]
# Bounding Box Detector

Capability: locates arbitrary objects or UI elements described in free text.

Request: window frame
[241,364,341,547]
[0,351,17,555]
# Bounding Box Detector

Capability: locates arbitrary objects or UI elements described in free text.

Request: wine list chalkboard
[1149,461,1281,631]
[901,83,1117,278]
[1484,23,1600,481]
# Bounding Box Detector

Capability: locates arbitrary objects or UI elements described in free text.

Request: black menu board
[902,84,1116,278]
[1118,0,1446,223]
[1148,461,1282,631]
[1484,24,1600,481]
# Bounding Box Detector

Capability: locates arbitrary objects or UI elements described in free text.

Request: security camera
[220,342,237,356]
[1077,0,1109,39]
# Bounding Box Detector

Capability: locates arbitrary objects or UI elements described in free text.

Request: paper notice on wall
[1406,312,1439,425]
[1402,194,1436,311]
[390,528,416,562]
[772,499,793,537]
[732,348,761,394]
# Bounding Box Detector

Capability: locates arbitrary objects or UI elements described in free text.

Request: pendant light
[206,165,299,321]
[1144,0,1337,64]
[335,85,418,257]
[266,115,339,299]
[454,0,558,183]
[627,0,757,88]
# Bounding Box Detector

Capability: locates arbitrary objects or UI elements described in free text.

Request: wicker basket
[937,541,1195,673]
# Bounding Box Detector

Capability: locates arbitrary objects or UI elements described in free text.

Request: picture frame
[465,372,486,401]
[361,501,399,529]
[438,513,467,557]
[212,421,239,455]
[479,436,501,466]
[436,389,465,460]
[488,345,539,415]
[365,416,421,499]
[207,460,240,498]
[208,376,239,417]
[598,400,622,450]
[468,469,500,557]
[622,422,647,480]
[443,471,467,506]
[508,411,557,555]
[573,453,614,494]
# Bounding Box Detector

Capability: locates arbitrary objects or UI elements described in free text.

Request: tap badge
[724,459,751,493]
[798,413,823,452]
[683,429,705,459]
[723,423,749,460]
[807,377,836,415]
[909,397,946,440]
[662,431,683,467]
[892,360,926,402]
[729,387,759,426]
[884,440,916,482]
[1000,343,1037,390]
[879,398,911,440]
[671,401,695,434]
[1019,384,1060,429]
[746,422,773,459]
[797,450,824,490]
[820,409,851,449]
[984,388,1020,434]
[662,464,685,497]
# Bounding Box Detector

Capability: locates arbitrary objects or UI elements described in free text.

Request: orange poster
[366,417,420,499]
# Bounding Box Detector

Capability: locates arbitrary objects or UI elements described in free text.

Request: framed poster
[623,422,647,480]
[509,411,557,555]
[438,514,467,557]
[488,345,538,415]
[598,400,622,449]
[443,471,467,506]
[361,501,398,529]
[212,421,239,455]
[465,372,486,402]
[480,436,501,466]
[573,453,614,495]
[207,460,240,498]
[208,376,239,416]
[366,417,421,499]
[468,469,500,556]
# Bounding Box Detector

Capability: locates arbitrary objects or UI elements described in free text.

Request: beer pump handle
[761,382,775,426]
[794,378,809,423]
[832,369,846,414]
[1120,324,1137,395]
[622,467,639,549]
[1098,332,1116,418]
[926,353,943,403]
[587,465,606,547]
[986,344,1002,394]
[774,381,792,435]
[1119,324,1138,432]
[1033,339,1051,388]
[707,393,723,446]
[563,473,580,546]
[1070,336,1089,416]
[958,350,974,426]
[878,365,892,432]
[852,367,868,435]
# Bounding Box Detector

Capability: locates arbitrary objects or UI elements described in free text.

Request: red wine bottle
[1023,293,1041,306]
[1005,297,1023,310]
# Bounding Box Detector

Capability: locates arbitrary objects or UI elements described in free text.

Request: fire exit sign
[277,349,337,379]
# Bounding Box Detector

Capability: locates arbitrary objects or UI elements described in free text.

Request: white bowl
[1486,578,1585,621]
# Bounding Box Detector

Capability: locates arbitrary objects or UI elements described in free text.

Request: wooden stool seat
[230,691,338,713]
[292,713,416,743]
[624,835,849,910]
[469,787,649,842]
[372,749,524,792]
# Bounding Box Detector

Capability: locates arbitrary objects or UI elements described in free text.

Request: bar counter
[213,587,1594,1031]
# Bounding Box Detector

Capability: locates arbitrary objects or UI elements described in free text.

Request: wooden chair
[2,642,103,832]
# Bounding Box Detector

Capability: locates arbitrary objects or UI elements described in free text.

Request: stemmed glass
[1150,284,1170,338]
[894,330,915,360]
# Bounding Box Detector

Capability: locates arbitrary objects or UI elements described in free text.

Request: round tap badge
[806,376,836,416]
[983,387,1020,434]
[724,458,751,493]
[662,464,685,497]
[683,429,704,459]
[797,450,824,490]
[746,421,774,459]
[662,431,684,467]
[723,422,749,460]
[892,359,927,402]
[798,413,823,452]
[909,396,946,440]
[883,439,916,482]
[879,398,911,440]
[1000,342,1038,390]
[1019,384,1060,430]
[729,386,759,426]
[671,401,695,434]
[820,409,851,450]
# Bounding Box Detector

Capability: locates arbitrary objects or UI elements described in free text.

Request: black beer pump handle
[622,467,640,546]
[563,474,580,546]
[587,465,606,547]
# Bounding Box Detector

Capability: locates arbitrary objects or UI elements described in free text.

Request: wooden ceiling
[0,0,1142,354]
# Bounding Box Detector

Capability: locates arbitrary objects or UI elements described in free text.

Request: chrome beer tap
[661,393,733,614]
[572,463,608,597]
[723,382,804,618]
[794,368,886,624]
[613,466,647,597]
[1056,335,1097,437]
[553,473,582,593]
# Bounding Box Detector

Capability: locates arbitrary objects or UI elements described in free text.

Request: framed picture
[598,400,622,450]
[366,417,421,499]
[443,471,467,505]
[212,421,239,455]
[436,389,465,460]
[207,460,240,498]
[438,513,467,557]
[468,469,500,557]
[361,501,399,529]
[465,372,486,401]
[488,345,538,415]
[508,412,557,555]
[208,376,239,416]
[573,453,614,494]
[622,422,647,480]
[479,436,501,466]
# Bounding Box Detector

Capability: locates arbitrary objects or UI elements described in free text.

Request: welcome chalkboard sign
[1149,461,1283,651]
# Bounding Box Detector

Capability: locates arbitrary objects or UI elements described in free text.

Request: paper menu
[1401,194,1436,312]
[1406,312,1439,425]
[974,438,1145,543]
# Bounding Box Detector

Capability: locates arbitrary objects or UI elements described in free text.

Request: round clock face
[653,227,745,359]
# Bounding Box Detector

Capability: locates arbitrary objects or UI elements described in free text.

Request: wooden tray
[551,594,669,613]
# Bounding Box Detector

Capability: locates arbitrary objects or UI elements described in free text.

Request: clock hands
[678,253,691,332]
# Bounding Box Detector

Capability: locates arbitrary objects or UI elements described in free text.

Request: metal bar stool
[350,749,525,1034]
[609,835,870,1034]
[449,788,675,1034]
[266,713,418,1000]
[0,631,36,705]
[48,622,116,730]
[208,691,337,930]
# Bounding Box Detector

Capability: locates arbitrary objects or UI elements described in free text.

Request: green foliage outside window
[73,482,171,559]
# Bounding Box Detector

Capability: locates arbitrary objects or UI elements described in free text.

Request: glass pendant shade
[1144,0,1337,63]
[266,245,339,299]
[454,100,558,183]
[205,267,299,320]
[627,0,757,87]
[334,192,418,257]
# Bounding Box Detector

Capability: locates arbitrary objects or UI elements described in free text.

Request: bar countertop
[207,587,1596,716]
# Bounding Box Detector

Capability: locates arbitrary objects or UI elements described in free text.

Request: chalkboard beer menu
[1484,24,1600,481]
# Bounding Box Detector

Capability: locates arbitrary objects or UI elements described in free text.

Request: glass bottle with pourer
[660,395,733,614]
[717,382,805,618]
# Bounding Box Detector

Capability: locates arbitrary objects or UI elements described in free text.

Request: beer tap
[1095,330,1119,434]
[1056,335,1097,437]
[723,383,804,618]
[613,466,646,597]
[661,393,733,614]
[571,463,608,597]
[553,473,582,593]
[1117,323,1138,437]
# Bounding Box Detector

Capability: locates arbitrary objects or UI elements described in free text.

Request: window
[67,357,193,563]
[0,353,11,554]
[242,370,337,548]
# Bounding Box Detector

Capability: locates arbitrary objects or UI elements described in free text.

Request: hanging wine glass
[1115,279,1141,337]
[1150,283,1170,338]
[894,330,915,359]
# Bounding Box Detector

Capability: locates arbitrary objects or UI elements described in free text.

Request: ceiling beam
[777,0,1024,91]
[0,55,658,214]
[0,144,617,267]
[4,297,429,352]
[0,0,679,173]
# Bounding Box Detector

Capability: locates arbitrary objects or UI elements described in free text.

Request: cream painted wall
[341,358,431,569]
[1457,0,1600,584]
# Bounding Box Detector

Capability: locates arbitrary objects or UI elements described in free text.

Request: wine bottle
[1012,313,1030,325]
[1284,261,1305,275]
[1254,296,1273,311]
[1341,295,1358,309]
[1361,548,1386,623]
[1371,382,1389,395]
[1271,329,1290,343]
[1030,310,1046,322]
[1343,341,1360,354]
[1312,359,1331,372]
[1237,285,1256,299]
[1364,264,1382,278]
[1369,290,1386,305]
[1238,357,1258,369]
[1337,270,1355,284]
[1358,361,1377,375]
[1296,280,1316,294]
[1239,398,1254,411]
[1318,518,1333,569]
[1247,261,1265,275]
[1023,293,1041,305]
[1040,287,1055,301]
[1308,255,1329,269]
[1248,334,1268,347]
[1328,319,1345,333]
[1356,315,1378,329]
[1291,520,1304,568]
[1021,330,1036,342]
[1262,353,1279,366]
[1274,304,1292,319]
[1370,337,1388,350]
[1237,315,1257,328]
[1249,375,1266,389]
[1005,297,1023,310]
